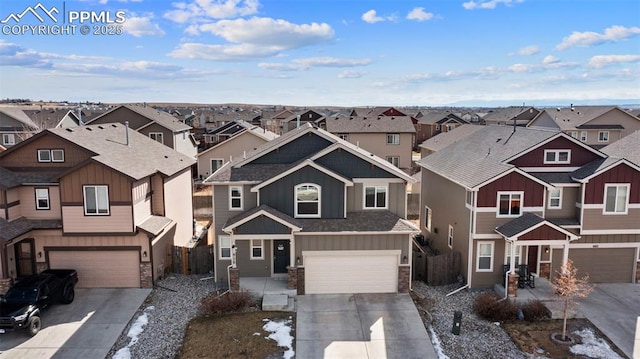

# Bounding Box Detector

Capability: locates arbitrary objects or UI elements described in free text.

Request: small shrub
[201,290,255,315]
[473,292,517,322]
[520,300,550,322]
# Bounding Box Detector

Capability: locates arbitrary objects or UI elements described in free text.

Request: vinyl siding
[471,238,502,288]
[346,133,413,169]
[196,131,268,178]
[508,136,601,168]
[62,205,133,233]
[163,168,193,246]
[248,133,332,165]
[295,233,408,262]
[545,187,579,219]
[132,178,151,226]
[17,186,61,220]
[234,239,272,277]
[475,211,544,235]
[0,134,92,169]
[347,182,406,217]
[582,208,640,231]
[59,162,132,204]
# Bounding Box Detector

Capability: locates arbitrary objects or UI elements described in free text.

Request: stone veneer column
[287,266,297,290]
[140,263,153,288]
[398,266,410,293]
[229,267,240,291]
[296,267,305,295]
[507,273,519,297]
[539,263,551,280]
[0,278,13,296]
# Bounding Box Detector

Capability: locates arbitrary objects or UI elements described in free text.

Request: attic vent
[164,155,168,158]
[391,117,395,120]
[98,126,104,129]
[65,128,74,132]
[111,124,117,127]
[86,127,93,131]
[496,137,502,142]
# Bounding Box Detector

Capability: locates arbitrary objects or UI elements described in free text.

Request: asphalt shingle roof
[138,215,173,236]
[224,204,302,230]
[494,212,544,238]
[325,116,416,133]
[1,217,62,241]
[419,124,483,152]
[536,106,625,131]
[602,130,640,166]
[92,104,191,132]
[0,168,61,189]
[297,211,418,233]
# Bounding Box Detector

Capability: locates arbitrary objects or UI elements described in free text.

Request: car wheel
[27,316,41,336]
[60,284,75,304]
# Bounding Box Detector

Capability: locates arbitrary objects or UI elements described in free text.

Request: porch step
[262,294,295,311]
[542,300,581,320]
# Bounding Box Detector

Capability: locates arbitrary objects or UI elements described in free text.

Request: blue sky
[1,0,639,106]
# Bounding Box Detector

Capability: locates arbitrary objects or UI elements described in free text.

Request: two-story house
[88,104,198,158]
[483,106,541,127]
[418,126,639,290]
[415,111,470,144]
[0,123,195,291]
[204,123,417,294]
[0,108,40,149]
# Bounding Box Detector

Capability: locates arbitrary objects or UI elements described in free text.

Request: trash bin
[451,310,462,335]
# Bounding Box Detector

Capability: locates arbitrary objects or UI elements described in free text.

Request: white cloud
[587,54,640,68]
[338,70,365,79]
[259,57,372,71]
[123,15,165,37]
[164,0,260,24]
[170,42,282,61]
[557,25,640,50]
[462,0,523,10]
[542,55,559,64]
[362,10,384,23]
[407,7,434,21]
[509,63,536,73]
[517,45,539,56]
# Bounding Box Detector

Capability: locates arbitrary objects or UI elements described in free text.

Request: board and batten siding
[249,133,332,165]
[583,163,640,205]
[346,182,406,217]
[0,134,92,169]
[17,186,61,220]
[508,136,602,168]
[315,149,399,179]
[62,205,133,233]
[476,172,544,208]
[295,234,409,264]
[162,168,193,246]
[59,162,132,204]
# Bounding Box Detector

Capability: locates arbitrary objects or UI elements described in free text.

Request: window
[219,236,231,259]
[295,184,320,218]
[35,188,50,210]
[338,134,349,141]
[604,184,629,214]
[51,149,64,162]
[386,156,399,167]
[544,150,571,164]
[466,190,473,206]
[445,124,455,131]
[37,149,51,162]
[251,240,263,259]
[364,185,387,209]
[2,134,15,145]
[568,131,578,139]
[548,188,562,209]
[448,225,453,248]
[505,242,520,266]
[386,133,400,145]
[497,192,522,217]
[229,186,243,210]
[580,131,587,142]
[424,206,432,231]
[477,242,494,271]
[598,131,609,142]
[211,159,224,174]
[83,185,109,215]
[149,132,164,144]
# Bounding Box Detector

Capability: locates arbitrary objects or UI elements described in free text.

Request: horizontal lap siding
[17,186,61,220]
[235,240,272,277]
[62,206,133,233]
[295,234,408,261]
[583,208,640,231]
[471,238,502,288]
[575,234,640,244]
[546,187,579,219]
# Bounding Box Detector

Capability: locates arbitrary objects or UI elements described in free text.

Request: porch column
[508,238,516,273]
[289,235,295,268]
[562,242,569,272]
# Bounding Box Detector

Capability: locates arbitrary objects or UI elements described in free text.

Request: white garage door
[304,250,399,294]
[49,250,140,288]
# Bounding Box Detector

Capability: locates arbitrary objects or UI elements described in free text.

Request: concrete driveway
[578,283,640,359]
[296,293,437,359]
[0,288,150,359]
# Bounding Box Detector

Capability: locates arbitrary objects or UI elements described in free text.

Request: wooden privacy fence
[413,251,461,286]
[172,245,214,275]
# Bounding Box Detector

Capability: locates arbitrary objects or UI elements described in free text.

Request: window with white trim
[424,206,432,231]
[219,236,231,259]
[385,156,399,167]
[598,131,609,142]
[51,149,64,162]
[448,225,453,248]
[251,239,263,259]
[386,133,400,145]
[497,192,522,217]
[149,132,164,144]
[544,150,571,164]
[548,188,562,209]
[2,134,15,145]
[567,131,578,139]
[580,131,587,142]
[83,185,109,215]
[229,186,243,210]
[295,184,320,218]
[505,242,520,266]
[477,241,494,271]
[35,188,50,210]
[604,184,629,214]
[37,149,51,162]
[466,190,473,206]
[364,185,387,209]
[211,159,224,174]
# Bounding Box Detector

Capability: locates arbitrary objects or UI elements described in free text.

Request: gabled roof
[0,168,60,189]
[223,204,302,233]
[0,217,62,241]
[297,210,418,233]
[495,212,579,240]
[417,111,464,125]
[483,106,539,124]
[0,107,39,129]
[23,109,79,129]
[251,159,354,192]
[207,119,253,135]
[89,104,191,132]
[601,130,640,166]
[325,115,416,133]
[419,124,483,151]
[198,125,278,158]
[532,106,633,131]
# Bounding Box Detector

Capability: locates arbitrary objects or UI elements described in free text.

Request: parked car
[0,269,78,336]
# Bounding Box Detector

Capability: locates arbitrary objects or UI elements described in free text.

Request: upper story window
[219,236,231,259]
[211,159,224,174]
[598,131,609,143]
[497,191,523,217]
[229,186,243,210]
[548,188,562,209]
[466,190,474,206]
[386,156,399,167]
[386,133,400,145]
[544,150,570,164]
[149,132,164,144]
[604,184,629,214]
[364,185,387,209]
[295,183,320,218]
[37,149,65,163]
[567,131,578,139]
[35,188,50,210]
[2,134,15,146]
[338,134,349,141]
[580,131,587,142]
[83,185,109,215]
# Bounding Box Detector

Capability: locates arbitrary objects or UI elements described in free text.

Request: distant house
[527,106,640,148]
[483,106,540,127]
[0,123,195,290]
[281,110,326,133]
[23,108,82,129]
[415,111,469,144]
[0,108,39,149]
[201,120,254,148]
[87,104,198,158]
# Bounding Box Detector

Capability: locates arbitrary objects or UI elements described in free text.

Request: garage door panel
[305,251,398,294]
[49,251,140,288]
[569,248,634,283]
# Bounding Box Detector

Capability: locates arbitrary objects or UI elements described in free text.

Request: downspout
[503,237,516,300]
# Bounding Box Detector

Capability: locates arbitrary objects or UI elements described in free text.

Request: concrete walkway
[296,293,437,359]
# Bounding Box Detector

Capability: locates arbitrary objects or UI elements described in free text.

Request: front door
[15,239,36,278]
[527,246,538,274]
[273,240,290,274]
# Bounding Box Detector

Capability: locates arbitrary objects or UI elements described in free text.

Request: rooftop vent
[98,125,104,129]
[65,128,74,132]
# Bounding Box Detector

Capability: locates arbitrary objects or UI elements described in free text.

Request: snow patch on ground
[570,328,623,359]
[112,306,155,359]
[427,325,450,359]
[262,317,294,359]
